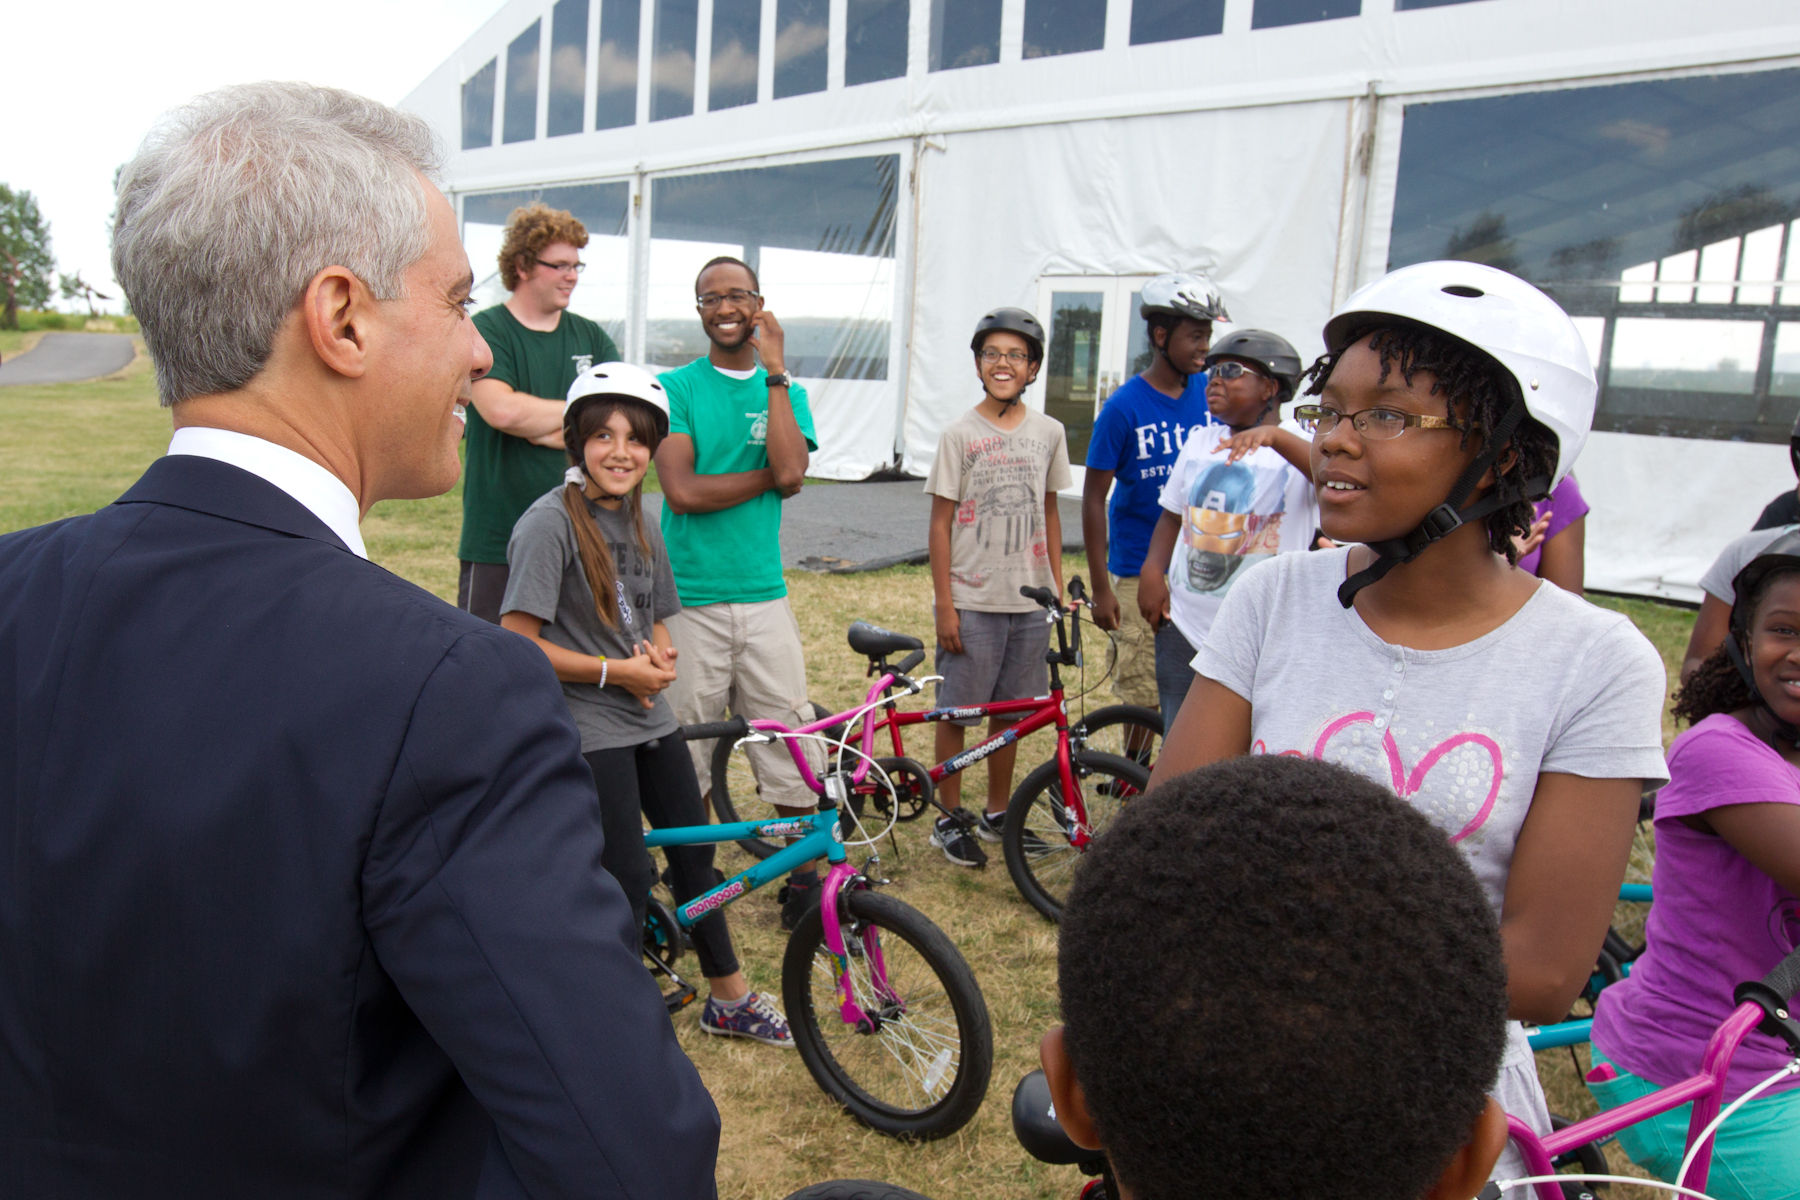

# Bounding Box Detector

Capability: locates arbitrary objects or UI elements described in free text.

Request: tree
[58,270,111,317]
[0,184,55,330]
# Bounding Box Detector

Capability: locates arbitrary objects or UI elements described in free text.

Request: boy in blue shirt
[1081,273,1226,721]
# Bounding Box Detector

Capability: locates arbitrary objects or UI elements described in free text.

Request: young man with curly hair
[1043,755,1512,1200]
[461,202,620,622]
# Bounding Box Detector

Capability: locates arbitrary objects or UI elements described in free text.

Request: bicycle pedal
[663,983,698,1013]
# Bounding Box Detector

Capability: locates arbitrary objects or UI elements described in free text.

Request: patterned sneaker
[978,810,1048,854]
[929,814,989,867]
[699,991,795,1048]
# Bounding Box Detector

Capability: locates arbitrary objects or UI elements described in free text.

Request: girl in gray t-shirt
[500,374,792,1047]
[1150,280,1669,1182]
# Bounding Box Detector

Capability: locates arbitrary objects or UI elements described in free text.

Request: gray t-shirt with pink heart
[1194,548,1670,1175]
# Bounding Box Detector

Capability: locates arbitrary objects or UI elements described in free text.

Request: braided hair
[1672,564,1800,725]
[1300,319,1559,563]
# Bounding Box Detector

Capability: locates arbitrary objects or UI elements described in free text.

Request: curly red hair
[497,202,589,291]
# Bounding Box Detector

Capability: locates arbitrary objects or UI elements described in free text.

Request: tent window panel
[1772,325,1800,399]
[548,0,589,137]
[462,183,632,348]
[775,0,830,99]
[1129,0,1225,45]
[1390,66,1800,442]
[1251,0,1361,29]
[1046,292,1106,460]
[648,155,899,376]
[462,59,496,150]
[652,0,698,121]
[709,0,761,111]
[503,21,541,143]
[596,0,640,129]
[930,0,1000,71]
[846,0,909,86]
[1023,0,1106,59]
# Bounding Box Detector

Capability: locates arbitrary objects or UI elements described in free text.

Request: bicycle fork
[819,861,896,1034]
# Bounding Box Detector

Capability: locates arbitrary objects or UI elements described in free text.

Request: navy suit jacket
[0,454,719,1198]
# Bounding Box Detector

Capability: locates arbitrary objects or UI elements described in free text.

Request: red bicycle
[708,577,1155,921]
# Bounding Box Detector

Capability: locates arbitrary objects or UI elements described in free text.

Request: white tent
[402,0,1800,602]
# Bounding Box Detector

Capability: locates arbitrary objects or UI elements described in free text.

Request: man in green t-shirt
[461,202,619,622]
[656,256,821,930]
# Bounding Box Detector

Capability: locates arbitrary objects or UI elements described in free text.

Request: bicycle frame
[644,810,894,1032]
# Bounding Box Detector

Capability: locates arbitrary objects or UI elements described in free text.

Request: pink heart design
[1309,712,1504,843]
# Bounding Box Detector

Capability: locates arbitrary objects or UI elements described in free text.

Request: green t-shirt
[460,304,619,563]
[658,359,818,607]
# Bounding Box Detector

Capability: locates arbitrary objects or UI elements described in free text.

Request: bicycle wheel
[1003,750,1150,923]
[782,887,992,1140]
[782,1183,935,1200]
[709,702,839,860]
[1071,704,1162,775]
[642,896,684,969]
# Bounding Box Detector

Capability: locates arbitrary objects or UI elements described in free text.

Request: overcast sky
[4,0,503,314]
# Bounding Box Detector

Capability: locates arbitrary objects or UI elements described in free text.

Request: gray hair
[112,82,444,406]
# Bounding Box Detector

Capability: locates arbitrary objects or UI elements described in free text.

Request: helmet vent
[1441,284,1485,298]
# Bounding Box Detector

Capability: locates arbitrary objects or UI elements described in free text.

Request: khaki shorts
[1108,574,1160,708]
[666,597,819,809]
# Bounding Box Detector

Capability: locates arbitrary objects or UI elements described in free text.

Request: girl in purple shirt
[1588,534,1800,1199]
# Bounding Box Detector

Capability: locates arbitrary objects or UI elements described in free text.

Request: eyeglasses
[696,289,761,310]
[978,348,1032,366]
[535,257,585,275]
[1208,360,1266,382]
[1293,404,1459,440]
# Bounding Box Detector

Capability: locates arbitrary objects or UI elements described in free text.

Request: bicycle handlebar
[678,715,751,743]
[1018,585,1059,610]
[894,649,925,677]
[1734,943,1800,1052]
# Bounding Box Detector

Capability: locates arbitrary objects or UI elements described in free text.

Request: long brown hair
[562,397,661,628]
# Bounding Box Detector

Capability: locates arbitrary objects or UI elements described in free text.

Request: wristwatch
[764,371,792,389]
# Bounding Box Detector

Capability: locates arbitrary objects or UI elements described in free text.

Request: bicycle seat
[847,620,923,660]
[1011,1070,1093,1166]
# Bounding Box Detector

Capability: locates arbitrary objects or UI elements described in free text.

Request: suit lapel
[116,455,354,555]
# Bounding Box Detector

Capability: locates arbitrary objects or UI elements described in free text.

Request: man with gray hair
[0,82,718,1198]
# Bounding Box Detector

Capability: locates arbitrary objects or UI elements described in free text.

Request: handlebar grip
[895,649,926,677]
[679,715,751,742]
[1734,944,1800,1054]
[1758,945,1800,1007]
[1067,575,1087,603]
[1019,585,1058,609]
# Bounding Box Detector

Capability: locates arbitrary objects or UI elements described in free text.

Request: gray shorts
[934,609,1052,726]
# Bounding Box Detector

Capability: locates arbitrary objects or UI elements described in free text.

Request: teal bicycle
[643,716,993,1141]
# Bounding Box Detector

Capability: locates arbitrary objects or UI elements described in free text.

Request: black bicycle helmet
[1788,409,1800,478]
[1205,329,1303,406]
[971,307,1045,362]
[1724,529,1800,745]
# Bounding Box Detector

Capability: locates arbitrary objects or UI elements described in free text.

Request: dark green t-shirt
[658,359,817,607]
[460,305,619,564]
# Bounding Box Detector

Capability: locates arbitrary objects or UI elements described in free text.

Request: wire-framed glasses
[978,348,1032,365]
[696,289,761,310]
[1293,404,1459,440]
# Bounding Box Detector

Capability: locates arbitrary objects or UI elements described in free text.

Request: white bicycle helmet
[564,361,671,440]
[1320,261,1597,606]
[1139,272,1230,324]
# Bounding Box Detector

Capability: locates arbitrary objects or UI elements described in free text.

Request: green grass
[0,370,1690,1200]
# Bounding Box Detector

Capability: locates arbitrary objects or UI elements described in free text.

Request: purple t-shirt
[1591,714,1800,1100]
[1517,474,1589,577]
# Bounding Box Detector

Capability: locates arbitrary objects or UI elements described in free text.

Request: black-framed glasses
[1208,360,1267,382]
[535,257,585,275]
[1293,404,1459,440]
[696,289,761,310]
[978,348,1032,366]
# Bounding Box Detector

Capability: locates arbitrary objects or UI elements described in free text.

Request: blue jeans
[1154,621,1197,737]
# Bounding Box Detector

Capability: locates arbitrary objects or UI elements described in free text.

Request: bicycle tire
[782,1183,935,1200]
[1070,704,1162,775]
[709,701,840,860]
[1549,1113,1610,1198]
[642,896,684,969]
[782,887,993,1141]
[1003,750,1150,923]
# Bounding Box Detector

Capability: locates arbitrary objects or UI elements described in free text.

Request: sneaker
[699,991,795,1048]
[778,876,820,932]
[930,814,989,867]
[979,810,1048,854]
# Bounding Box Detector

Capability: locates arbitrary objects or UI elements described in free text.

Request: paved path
[0,333,137,386]
[644,481,1084,574]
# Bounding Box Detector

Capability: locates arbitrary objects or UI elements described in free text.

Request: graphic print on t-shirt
[952,437,1053,590]
[1179,458,1290,597]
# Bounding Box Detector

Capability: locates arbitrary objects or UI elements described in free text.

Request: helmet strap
[1336,395,1542,609]
[1724,634,1800,748]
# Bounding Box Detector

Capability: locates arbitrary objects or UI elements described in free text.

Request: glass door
[1033,276,1162,471]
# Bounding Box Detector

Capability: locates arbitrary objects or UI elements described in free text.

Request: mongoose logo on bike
[947,727,1019,775]
[683,879,745,921]
[755,819,814,838]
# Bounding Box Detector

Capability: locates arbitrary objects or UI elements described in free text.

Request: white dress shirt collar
[167,427,368,559]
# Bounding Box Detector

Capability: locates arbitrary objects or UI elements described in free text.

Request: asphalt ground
[644,481,1085,574]
[0,333,137,386]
